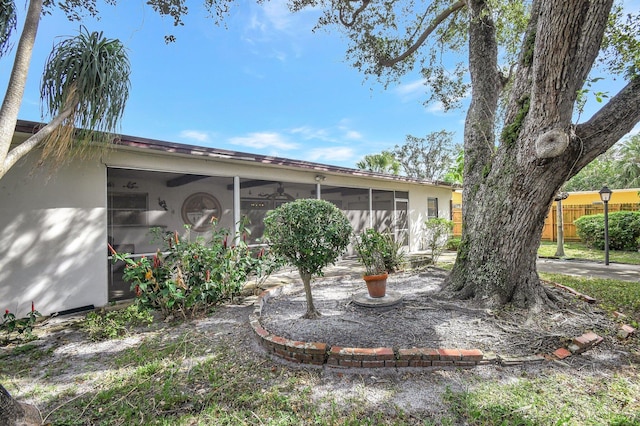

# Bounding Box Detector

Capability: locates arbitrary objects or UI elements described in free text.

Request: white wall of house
[1,134,452,316]
[0,150,108,316]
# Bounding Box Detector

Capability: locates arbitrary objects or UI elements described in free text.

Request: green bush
[574,211,640,251]
[264,199,352,318]
[110,220,274,318]
[1,303,41,343]
[354,229,387,275]
[354,229,405,275]
[424,218,454,262]
[446,236,461,251]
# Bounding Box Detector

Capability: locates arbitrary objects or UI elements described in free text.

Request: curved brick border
[251,284,632,369]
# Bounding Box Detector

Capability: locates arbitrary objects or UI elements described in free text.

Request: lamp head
[599,185,612,202]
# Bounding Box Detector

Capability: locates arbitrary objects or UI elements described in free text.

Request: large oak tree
[281,0,640,311]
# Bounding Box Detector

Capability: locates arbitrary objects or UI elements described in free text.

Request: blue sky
[1,1,638,169]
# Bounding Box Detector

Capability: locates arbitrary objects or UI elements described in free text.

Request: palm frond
[40,26,130,162]
[0,0,17,57]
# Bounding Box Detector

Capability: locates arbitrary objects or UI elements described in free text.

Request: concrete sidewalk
[267,251,640,284]
[439,250,640,282]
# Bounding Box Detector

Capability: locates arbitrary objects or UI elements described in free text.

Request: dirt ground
[260,268,627,357]
[3,269,639,423]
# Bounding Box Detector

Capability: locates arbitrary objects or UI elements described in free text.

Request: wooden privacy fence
[452,203,640,242]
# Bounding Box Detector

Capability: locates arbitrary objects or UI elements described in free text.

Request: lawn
[538,240,640,265]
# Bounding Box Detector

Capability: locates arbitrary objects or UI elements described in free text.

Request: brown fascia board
[14,119,453,189]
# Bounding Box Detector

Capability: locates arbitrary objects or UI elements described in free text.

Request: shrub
[264,199,352,318]
[424,218,454,263]
[110,220,274,318]
[83,304,154,341]
[379,232,406,272]
[1,303,41,343]
[574,211,640,251]
[354,229,387,276]
[446,236,461,251]
[354,229,406,275]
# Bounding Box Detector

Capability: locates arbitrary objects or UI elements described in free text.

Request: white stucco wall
[0,151,108,316]
[1,133,452,316]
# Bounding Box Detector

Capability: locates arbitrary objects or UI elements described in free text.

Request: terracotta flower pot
[363,272,388,298]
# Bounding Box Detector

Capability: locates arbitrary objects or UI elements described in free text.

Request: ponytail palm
[0,22,130,178]
[39,27,130,162]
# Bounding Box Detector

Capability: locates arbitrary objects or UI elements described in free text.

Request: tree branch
[528,0,612,129]
[1,107,73,179]
[573,77,640,170]
[379,0,466,67]
[339,0,371,27]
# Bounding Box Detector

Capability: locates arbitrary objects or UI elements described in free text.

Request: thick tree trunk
[446,169,555,310]
[0,384,41,426]
[445,0,640,311]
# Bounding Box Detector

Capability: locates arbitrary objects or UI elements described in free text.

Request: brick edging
[251,285,630,369]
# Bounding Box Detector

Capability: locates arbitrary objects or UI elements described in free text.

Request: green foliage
[424,218,454,263]
[263,199,352,279]
[601,5,640,78]
[443,146,464,185]
[0,0,16,58]
[565,134,640,191]
[1,303,41,342]
[355,150,401,174]
[110,220,273,318]
[576,77,609,118]
[354,229,386,276]
[379,231,406,273]
[574,211,640,251]
[393,131,457,181]
[83,304,154,341]
[564,150,620,191]
[446,236,461,251]
[40,26,130,158]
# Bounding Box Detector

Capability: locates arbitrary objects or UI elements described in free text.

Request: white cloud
[344,130,363,140]
[179,130,210,143]
[290,126,332,141]
[427,101,446,114]
[228,132,299,150]
[262,0,294,31]
[307,147,357,162]
[395,79,427,100]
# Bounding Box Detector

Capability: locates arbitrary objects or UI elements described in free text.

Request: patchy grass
[542,273,640,323]
[445,372,640,425]
[538,241,640,264]
[2,271,640,425]
[1,328,422,425]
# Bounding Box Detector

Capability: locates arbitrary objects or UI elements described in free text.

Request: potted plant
[354,229,389,298]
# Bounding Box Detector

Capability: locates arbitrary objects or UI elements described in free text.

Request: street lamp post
[599,186,613,265]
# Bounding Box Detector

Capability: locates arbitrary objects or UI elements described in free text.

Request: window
[108,193,148,226]
[427,197,438,218]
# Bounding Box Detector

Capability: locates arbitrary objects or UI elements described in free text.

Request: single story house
[1,120,452,316]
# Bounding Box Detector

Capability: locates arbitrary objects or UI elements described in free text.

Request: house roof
[15,119,453,189]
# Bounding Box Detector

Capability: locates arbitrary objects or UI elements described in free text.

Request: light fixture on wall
[315,175,326,182]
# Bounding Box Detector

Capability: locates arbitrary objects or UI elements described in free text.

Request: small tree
[424,218,453,264]
[264,199,352,319]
